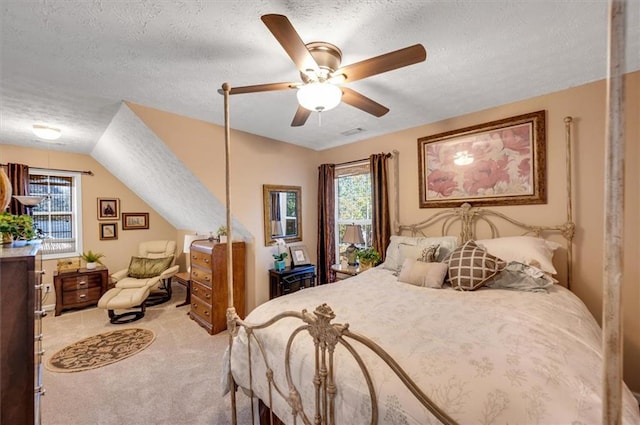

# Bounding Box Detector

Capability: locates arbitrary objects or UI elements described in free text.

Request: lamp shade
[296,83,342,112]
[183,233,201,254]
[342,224,365,245]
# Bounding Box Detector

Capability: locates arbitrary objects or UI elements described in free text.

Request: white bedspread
[227,267,640,424]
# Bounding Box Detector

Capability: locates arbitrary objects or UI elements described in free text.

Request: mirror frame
[263,184,302,246]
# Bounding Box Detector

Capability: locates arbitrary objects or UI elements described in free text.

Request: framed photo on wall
[290,245,311,267]
[417,110,546,208]
[97,198,119,220]
[99,222,118,240]
[122,212,149,230]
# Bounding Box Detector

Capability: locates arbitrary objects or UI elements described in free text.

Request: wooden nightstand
[269,265,316,299]
[53,267,108,316]
[331,264,361,281]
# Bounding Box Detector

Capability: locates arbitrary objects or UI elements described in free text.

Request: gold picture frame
[417,110,546,208]
[290,244,311,267]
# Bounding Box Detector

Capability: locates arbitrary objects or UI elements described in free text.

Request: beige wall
[126,102,319,310]
[1,71,637,392]
[317,71,640,392]
[0,144,177,307]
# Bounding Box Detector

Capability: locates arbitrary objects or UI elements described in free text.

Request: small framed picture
[98,198,119,220]
[290,245,311,267]
[122,212,149,230]
[99,222,118,240]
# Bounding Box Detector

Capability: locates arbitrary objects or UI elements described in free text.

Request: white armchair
[111,240,179,306]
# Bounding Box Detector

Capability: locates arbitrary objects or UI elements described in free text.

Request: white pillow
[398,258,448,288]
[383,236,458,272]
[475,236,561,275]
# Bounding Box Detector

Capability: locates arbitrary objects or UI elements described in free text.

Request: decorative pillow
[444,240,507,291]
[419,245,439,263]
[476,236,561,275]
[383,236,458,272]
[398,258,448,288]
[485,261,555,293]
[127,256,173,279]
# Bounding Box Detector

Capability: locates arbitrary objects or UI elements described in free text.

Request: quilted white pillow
[398,258,448,288]
[476,236,561,275]
[383,235,458,272]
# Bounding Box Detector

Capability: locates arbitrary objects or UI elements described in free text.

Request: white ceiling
[1,1,639,154]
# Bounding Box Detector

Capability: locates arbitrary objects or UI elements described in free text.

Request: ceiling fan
[224,14,427,127]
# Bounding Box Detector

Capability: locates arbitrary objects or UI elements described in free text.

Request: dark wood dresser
[53,267,108,316]
[189,240,245,335]
[269,264,316,299]
[0,244,44,425]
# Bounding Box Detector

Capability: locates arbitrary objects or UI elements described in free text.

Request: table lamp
[342,224,364,266]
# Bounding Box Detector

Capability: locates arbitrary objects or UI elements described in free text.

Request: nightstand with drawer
[269,265,316,299]
[54,268,108,316]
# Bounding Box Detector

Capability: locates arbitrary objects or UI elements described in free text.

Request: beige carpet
[41,284,253,425]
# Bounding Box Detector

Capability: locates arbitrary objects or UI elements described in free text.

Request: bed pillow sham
[383,235,458,272]
[398,258,448,288]
[485,261,555,292]
[475,236,561,275]
[444,240,507,291]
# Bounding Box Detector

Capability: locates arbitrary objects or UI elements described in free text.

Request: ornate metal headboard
[391,117,575,289]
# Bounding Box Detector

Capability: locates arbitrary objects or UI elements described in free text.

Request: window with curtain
[29,169,83,258]
[334,162,372,263]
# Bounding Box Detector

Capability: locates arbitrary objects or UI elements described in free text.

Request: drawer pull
[204,259,210,263]
[191,255,197,260]
[193,271,199,277]
[79,294,87,299]
[193,287,199,294]
[192,303,197,308]
[205,276,211,282]
[205,294,211,299]
[204,311,209,316]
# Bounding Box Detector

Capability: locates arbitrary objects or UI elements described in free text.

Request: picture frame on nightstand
[290,245,311,267]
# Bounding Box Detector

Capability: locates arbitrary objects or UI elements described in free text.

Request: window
[335,162,372,263]
[29,169,83,259]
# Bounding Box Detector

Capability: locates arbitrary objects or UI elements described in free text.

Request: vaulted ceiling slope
[1,2,638,155]
[94,103,251,238]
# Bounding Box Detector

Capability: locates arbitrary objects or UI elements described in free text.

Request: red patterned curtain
[8,163,29,215]
[370,153,391,261]
[317,164,336,284]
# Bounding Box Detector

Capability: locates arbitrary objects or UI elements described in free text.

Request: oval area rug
[46,328,155,373]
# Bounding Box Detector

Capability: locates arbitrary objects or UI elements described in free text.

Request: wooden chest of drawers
[189,240,245,335]
[54,268,108,316]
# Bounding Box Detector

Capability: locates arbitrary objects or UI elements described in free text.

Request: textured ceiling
[0,1,639,155]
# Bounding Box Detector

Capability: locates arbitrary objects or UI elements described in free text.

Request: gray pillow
[485,261,554,293]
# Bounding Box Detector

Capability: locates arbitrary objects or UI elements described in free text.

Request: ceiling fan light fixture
[32,124,62,140]
[296,83,342,112]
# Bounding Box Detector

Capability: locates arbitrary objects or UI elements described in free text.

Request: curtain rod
[335,152,393,167]
[1,163,94,176]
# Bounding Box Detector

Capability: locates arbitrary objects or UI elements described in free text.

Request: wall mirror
[263,184,302,246]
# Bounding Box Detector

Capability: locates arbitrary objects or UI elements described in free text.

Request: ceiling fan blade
[334,44,426,83]
[341,87,389,117]
[291,106,312,127]
[218,82,297,95]
[261,14,320,75]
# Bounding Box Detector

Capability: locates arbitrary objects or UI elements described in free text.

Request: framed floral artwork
[418,110,546,208]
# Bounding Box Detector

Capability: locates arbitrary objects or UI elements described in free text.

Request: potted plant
[81,250,105,270]
[273,251,288,271]
[12,214,35,246]
[356,247,381,271]
[0,212,16,244]
[217,225,228,243]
